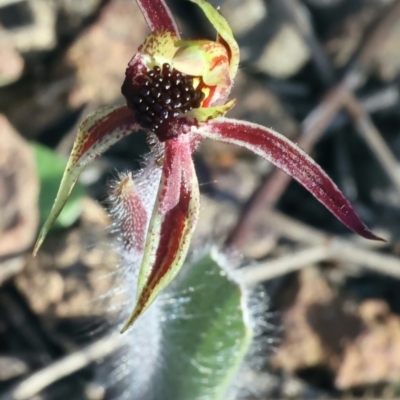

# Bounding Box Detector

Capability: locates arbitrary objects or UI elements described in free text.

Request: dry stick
[0,257,24,286]
[278,0,336,86]
[241,245,331,285]
[227,0,400,249]
[355,0,400,78]
[344,91,400,192]
[241,211,400,285]
[361,85,399,113]
[2,334,124,400]
[267,211,400,278]
[262,210,387,248]
[0,0,26,7]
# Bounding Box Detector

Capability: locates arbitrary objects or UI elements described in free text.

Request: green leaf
[161,250,252,400]
[32,142,85,230]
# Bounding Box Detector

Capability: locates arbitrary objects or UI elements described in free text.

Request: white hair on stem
[88,142,277,399]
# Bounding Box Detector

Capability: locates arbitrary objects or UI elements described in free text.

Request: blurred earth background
[1,0,400,398]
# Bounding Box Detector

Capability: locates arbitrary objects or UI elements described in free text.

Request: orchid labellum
[33,0,381,333]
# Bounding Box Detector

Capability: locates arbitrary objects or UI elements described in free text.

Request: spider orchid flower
[33,0,382,333]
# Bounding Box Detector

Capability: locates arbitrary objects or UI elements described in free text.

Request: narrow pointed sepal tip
[348,214,385,242]
[32,230,47,257]
[32,241,41,258]
[120,306,142,334]
[362,228,386,242]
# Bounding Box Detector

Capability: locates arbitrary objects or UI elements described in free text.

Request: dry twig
[242,211,400,281]
[2,334,124,400]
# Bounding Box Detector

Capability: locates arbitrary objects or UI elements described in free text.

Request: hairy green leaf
[160,250,252,400]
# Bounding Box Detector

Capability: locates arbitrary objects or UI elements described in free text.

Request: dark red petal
[136,0,180,36]
[197,118,383,241]
[121,139,200,332]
